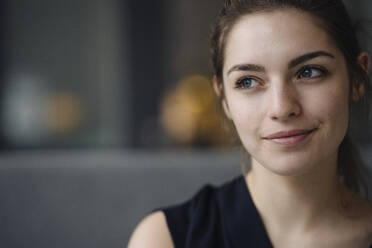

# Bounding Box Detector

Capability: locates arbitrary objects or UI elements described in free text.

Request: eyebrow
[227,64,265,76]
[227,50,335,76]
[288,51,335,68]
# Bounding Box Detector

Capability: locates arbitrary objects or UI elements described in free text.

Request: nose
[268,81,301,121]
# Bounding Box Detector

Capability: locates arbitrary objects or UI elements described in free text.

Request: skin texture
[128,211,173,248]
[129,9,372,248]
[215,9,372,248]
[221,10,349,177]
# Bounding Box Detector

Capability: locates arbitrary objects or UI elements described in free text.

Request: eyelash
[235,76,261,89]
[234,66,328,90]
[297,65,328,79]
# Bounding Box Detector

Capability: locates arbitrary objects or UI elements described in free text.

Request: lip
[263,128,317,147]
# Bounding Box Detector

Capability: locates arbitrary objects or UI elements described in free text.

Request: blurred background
[0,0,230,150]
[0,0,371,247]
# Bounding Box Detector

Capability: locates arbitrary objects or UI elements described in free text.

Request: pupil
[243,79,252,87]
[302,69,312,77]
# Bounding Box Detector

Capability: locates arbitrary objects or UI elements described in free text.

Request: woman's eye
[298,67,325,79]
[236,77,260,89]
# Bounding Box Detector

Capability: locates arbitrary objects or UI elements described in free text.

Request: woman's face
[220,9,351,176]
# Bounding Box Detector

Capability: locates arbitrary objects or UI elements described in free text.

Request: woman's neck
[245,153,343,232]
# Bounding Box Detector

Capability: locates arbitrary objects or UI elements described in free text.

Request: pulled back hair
[210,0,371,196]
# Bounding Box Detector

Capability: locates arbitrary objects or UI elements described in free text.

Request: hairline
[217,7,348,84]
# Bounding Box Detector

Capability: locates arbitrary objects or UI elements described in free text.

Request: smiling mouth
[264,128,317,146]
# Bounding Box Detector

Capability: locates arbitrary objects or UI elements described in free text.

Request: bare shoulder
[127,211,174,248]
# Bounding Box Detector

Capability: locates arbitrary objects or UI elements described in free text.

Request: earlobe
[358,52,370,74]
[212,76,232,119]
[212,76,223,97]
[352,52,370,101]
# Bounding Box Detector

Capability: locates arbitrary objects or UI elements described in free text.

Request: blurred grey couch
[0,150,241,248]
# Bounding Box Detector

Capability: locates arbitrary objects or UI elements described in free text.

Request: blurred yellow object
[47,92,83,134]
[160,75,233,147]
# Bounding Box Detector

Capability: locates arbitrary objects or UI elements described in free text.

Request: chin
[264,163,314,177]
[252,153,321,177]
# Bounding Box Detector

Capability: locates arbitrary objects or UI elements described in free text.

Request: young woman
[129,0,372,247]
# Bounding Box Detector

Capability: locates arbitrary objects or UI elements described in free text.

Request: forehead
[224,9,341,70]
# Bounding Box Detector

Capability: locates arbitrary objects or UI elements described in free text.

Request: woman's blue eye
[236,77,259,89]
[299,67,324,79]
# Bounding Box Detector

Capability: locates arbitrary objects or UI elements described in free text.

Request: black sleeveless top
[161,176,372,248]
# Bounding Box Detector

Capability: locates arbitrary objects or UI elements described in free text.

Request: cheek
[225,93,264,138]
[302,78,350,132]
[317,83,348,114]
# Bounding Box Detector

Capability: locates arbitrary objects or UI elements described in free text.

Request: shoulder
[128,177,241,248]
[127,186,216,248]
[162,184,218,236]
[128,211,173,248]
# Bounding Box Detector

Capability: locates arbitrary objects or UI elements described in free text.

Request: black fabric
[162,175,372,248]
[162,176,273,248]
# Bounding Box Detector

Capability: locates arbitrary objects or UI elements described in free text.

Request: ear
[358,52,370,73]
[212,76,232,119]
[352,52,370,101]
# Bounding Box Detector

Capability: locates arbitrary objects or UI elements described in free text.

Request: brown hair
[210,0,371,196]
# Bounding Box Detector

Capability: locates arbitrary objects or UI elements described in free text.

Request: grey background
[0,151,241,247]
